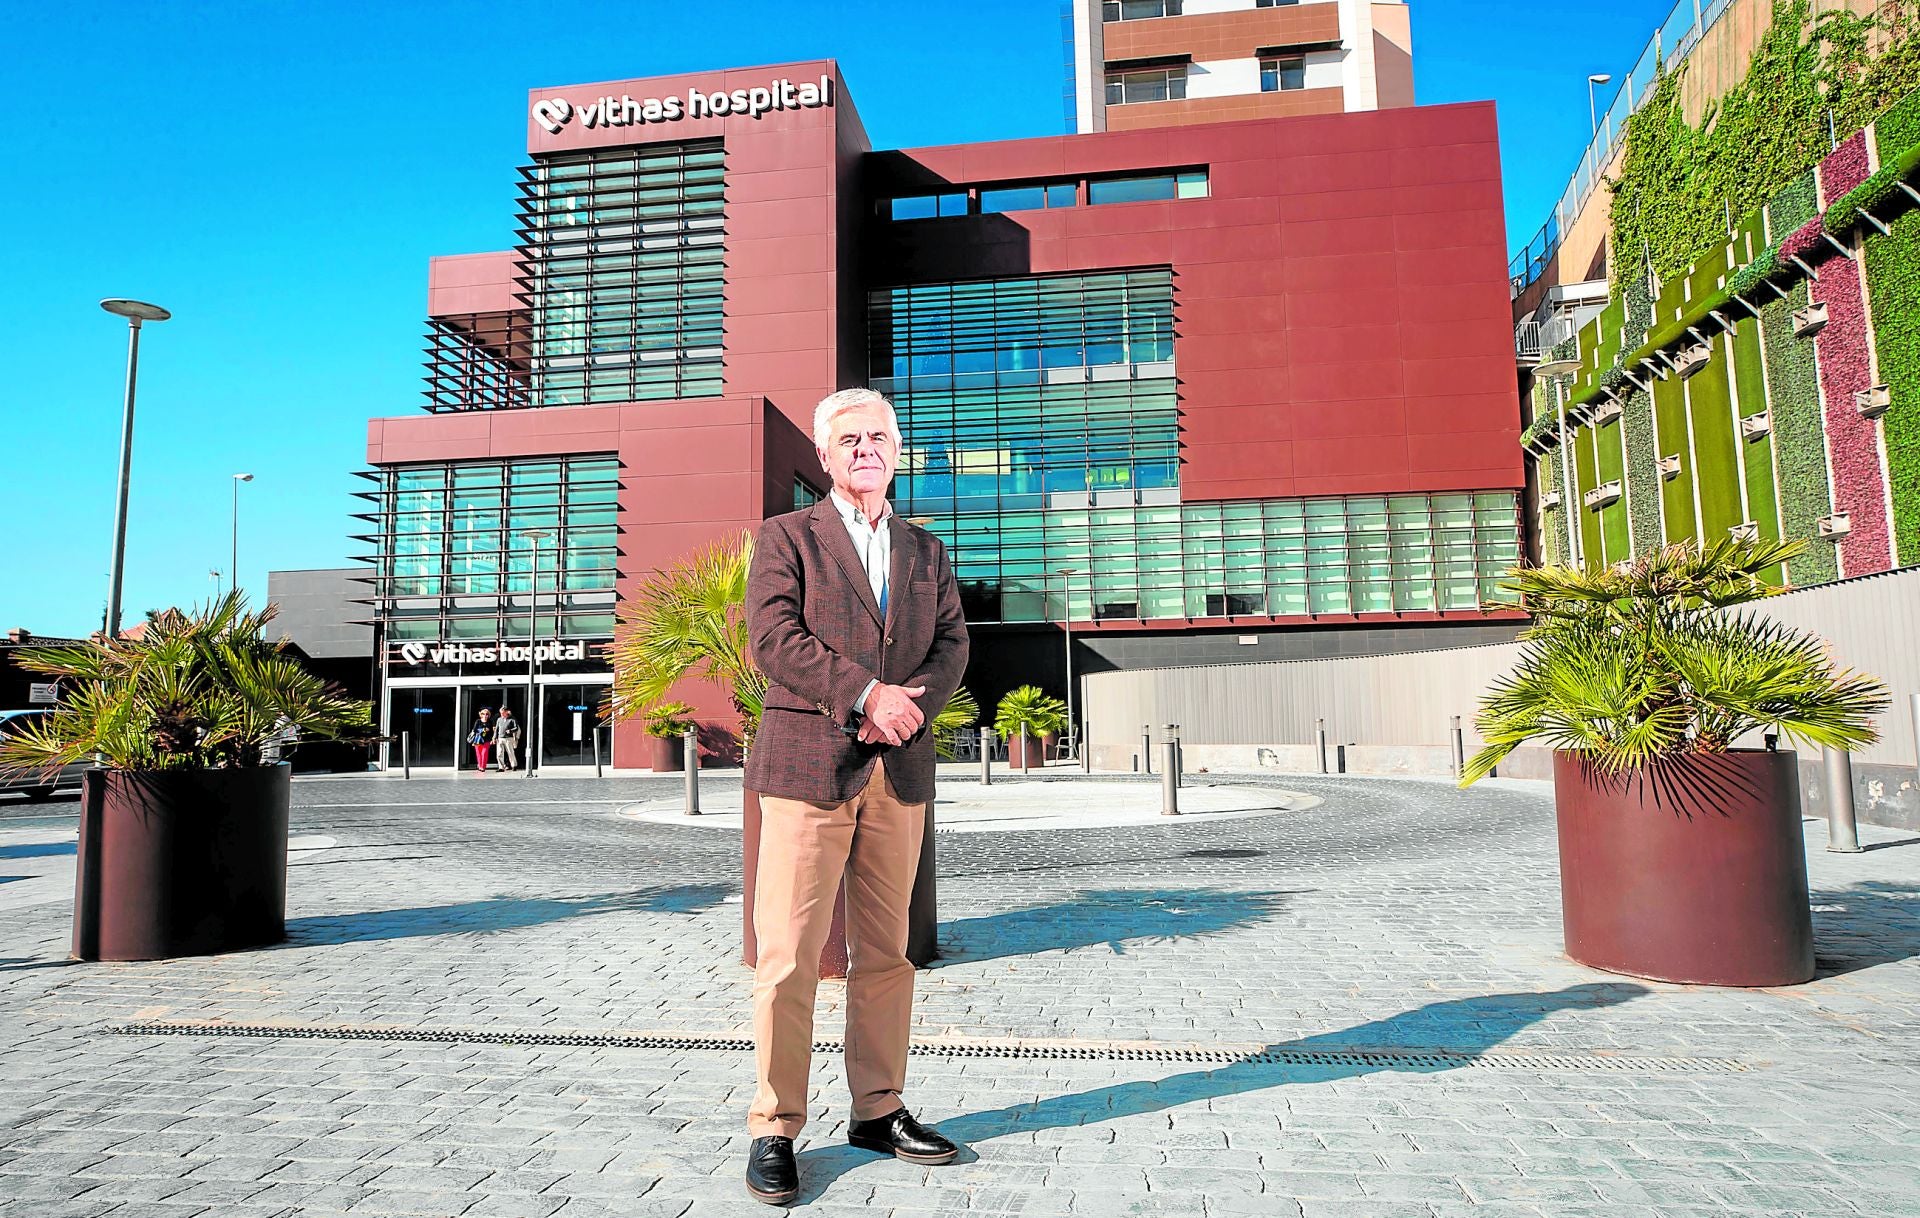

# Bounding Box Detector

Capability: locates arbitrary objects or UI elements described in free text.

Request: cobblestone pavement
[1,767,1917,1217]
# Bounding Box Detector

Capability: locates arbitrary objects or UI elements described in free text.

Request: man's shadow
[280,883,735,946]
[794,982,1647,1201]
[932,889,1299,966]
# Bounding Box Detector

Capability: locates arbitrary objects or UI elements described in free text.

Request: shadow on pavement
[931,888,1298,966]
[795,982,1648,1200]
[0,841,75,860]
[1813,881,1920,975]
[282,883,735,946]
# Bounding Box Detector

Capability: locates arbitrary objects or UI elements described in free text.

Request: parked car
[0,709,90,800]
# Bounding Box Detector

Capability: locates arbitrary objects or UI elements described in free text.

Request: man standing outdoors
[742,388,970,1204]
[495,706,521,772]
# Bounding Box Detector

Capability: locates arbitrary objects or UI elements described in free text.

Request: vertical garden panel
[1574,426,1604,566]
[1730,311,1785,582]
[1595,417,1630,561]
[1762,280,1839,585]
[1808,245,1894,575]
[1652,369,1697,545]
[1619,386,1663,556]
[1687,339,1745,540]
[1862,204,1920,565]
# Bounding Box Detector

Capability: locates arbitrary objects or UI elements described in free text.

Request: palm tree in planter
[638,701,697,772]
[994,684,1069,770]
[0,593,372,961]
[1460,537,1886,986]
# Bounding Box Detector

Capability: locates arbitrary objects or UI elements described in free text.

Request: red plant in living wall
[1823,130,1872,198]
[1809,249,1894,575]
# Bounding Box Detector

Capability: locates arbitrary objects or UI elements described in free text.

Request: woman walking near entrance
[468,707,496,773]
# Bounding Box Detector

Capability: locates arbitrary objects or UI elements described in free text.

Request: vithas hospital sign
[533,74,834,134]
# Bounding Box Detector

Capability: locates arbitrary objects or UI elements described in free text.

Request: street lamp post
[1053,566,1079,761]
[1585,73,1613,184]
[519,528,553,778]
[230,473,254,599]
[100,298,171,637]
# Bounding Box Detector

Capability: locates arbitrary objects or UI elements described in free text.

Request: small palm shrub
[641,701,696,739]
[931,686,979,760]
[0,593,372,775]
[1461,537,1887,785]
[994,684,1069,742]
[611,532,767,755]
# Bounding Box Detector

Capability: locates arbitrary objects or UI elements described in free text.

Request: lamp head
[235,472,254,482]
[100,298,171,323]
[1588,74,1612,85]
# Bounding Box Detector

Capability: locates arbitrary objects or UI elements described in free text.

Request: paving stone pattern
[1,767,1918,1216]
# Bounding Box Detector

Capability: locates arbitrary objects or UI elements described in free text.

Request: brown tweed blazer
[744,498,970,804]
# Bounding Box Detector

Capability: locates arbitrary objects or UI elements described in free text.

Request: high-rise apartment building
[1066,0,1415,133]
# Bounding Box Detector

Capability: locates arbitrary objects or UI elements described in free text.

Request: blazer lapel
[886,515,918,629]
[809,500,885,627]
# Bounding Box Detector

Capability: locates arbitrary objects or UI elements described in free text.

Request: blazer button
[886,635,895,645]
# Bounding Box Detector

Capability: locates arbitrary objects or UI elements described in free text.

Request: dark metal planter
[1007,732,1053,770]
[648,734,685,772]
[740,788,937,978]
[1553,749,1813,987]
[72,765,291,962]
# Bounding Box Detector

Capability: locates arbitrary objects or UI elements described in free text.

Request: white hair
[812,388,900,450]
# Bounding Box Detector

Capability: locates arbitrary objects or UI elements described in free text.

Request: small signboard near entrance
[28,683,57,705]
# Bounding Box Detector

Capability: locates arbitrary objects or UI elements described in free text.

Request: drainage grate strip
[103,1021,1749,1073]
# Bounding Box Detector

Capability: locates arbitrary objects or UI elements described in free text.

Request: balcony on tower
[422,252,534,412]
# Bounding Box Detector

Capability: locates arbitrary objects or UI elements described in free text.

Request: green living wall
[1863,90,1920,565]
[1619,386,1663,555]
[1761,279,1840,584]
[1688,337,1747,539]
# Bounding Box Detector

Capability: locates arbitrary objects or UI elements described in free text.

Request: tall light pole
[519,528,553,778]
[1054,566,1080,756]
[1586,73,1612,185]
[100,298,171,637]
[230,473,254,599]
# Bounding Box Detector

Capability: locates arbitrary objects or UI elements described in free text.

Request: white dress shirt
[829,489,891,716]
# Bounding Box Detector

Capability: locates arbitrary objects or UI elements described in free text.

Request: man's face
[819,405,898,499]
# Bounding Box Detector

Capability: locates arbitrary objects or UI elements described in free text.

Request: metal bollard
[1823,745,1860,852]
[684,726,700,816]
[1450,715,1466,780]
[1316,718,1328,774]
[401,730,411,781]
[1168,723,1182,779]
[1910,692,1920,781]
[979,726,993,786]
[1161,726,1181,816]
[1142,724,1153,775]
[593,725,603,778]
[1019,725,1030,773]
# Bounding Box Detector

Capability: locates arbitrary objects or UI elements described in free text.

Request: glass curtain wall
[870,268,1521,623]
[516,140,725,406]
[357,455,620,642]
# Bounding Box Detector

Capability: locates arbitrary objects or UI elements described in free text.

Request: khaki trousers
[749,758,926,1138]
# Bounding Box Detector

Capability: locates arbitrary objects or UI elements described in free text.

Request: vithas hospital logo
[532,73,835,134]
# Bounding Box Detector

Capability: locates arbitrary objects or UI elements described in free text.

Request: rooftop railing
[1508,0,1737,297]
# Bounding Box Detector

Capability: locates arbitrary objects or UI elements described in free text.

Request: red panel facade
[868,100,1522,502]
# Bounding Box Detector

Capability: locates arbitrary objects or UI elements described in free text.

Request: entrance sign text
[533,74,834,134]
[394,641,589,666]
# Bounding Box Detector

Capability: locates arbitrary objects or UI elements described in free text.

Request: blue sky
[3,0,1669,638]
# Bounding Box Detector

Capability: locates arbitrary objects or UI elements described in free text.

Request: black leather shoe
[847,1107,960,1164]
[745,1135,798,1205]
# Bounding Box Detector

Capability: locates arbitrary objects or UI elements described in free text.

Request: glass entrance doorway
[540,683,608,767]
[463,685,531,772]
[387,686,457,768]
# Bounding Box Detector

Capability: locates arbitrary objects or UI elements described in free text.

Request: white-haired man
[740,387,971,1204]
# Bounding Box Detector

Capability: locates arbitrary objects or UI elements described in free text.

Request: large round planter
[740,788,939,978]
[1553,749,1813,987]
[648,734,685,773]
[72,764,291,962]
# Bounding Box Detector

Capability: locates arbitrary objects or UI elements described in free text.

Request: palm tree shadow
[280,883,734,947]
[794,982,1648,1201]
[932,889,1299,966]
[1812,881,1920,975]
